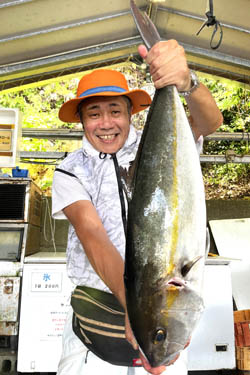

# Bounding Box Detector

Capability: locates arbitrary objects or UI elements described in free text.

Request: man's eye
[90,113,99,118]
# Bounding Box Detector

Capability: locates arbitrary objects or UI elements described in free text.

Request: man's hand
[138,40,191,92]
[139,351,167,375]
[138,39,223,138]
[125,312,138,350]
[125,312,170,375]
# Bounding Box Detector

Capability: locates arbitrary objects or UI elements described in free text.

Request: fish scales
[124,85,206,367]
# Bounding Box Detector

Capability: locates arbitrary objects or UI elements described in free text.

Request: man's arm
[63,200,126,307]
[138,41,223,140]
[185,82,223,140]
[63,200,138,349]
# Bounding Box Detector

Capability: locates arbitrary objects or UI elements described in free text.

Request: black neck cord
[97,151,127,235]
[110,153,127,236]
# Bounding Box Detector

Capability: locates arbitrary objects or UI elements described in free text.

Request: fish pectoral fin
[181,255,203,277]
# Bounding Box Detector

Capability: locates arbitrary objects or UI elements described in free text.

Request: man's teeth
[99,135,115,140]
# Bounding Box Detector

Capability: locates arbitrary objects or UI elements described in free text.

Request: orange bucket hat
[59,69,152,123]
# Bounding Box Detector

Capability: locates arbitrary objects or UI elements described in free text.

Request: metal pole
[19,151,250,164]
[21,129,250,142]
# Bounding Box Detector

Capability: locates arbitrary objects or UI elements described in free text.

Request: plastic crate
[12,166,28,178]
[234,310,250,370]
[236,346,250,371]
[234,310,250,347]
[234,310,250,323]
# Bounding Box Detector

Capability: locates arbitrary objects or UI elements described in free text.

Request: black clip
[196,0,223,50]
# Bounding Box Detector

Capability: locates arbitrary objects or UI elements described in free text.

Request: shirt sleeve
[52,169,91,220]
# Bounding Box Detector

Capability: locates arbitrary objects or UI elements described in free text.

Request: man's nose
[100,112,113,129]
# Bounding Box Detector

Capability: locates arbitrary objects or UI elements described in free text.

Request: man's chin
[99,147,120,154]
[97,142,122,155]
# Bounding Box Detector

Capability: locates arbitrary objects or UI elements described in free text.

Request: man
[52,40,223,375]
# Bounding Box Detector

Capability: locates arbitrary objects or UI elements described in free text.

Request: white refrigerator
[17,252,74,373]
[17,253,235,372]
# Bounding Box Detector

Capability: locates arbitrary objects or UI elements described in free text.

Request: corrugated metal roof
[0,0,249,90]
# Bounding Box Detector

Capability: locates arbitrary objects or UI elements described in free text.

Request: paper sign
[31,272,62,292]
[0,130,12,151]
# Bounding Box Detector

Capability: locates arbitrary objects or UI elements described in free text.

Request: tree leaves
[0,68,249,198]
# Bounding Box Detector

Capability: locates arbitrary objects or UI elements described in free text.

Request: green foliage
[0,68,250,198]
[201,77,250,133]
[199,76,250,197]
[202,163,250,185]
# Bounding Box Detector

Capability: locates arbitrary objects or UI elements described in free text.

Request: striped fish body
[124,85,206,367]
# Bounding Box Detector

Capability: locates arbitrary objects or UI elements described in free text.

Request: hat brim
[58,89,152,123]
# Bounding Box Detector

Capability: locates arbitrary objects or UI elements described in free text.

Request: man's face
[81,96,131,154]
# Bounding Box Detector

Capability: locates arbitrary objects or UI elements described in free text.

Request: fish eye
[153,329,166,345]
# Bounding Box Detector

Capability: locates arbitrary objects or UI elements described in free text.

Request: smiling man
[79,96,132,154]
[52,40,223,375]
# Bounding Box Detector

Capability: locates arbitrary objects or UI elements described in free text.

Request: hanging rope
[196,0,223,50]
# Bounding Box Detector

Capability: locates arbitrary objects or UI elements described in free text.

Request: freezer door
[17,263,74,373]
[188,264,235,370]
[210,218,250,310]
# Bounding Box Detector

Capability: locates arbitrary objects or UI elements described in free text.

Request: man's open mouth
[98,134,117,141]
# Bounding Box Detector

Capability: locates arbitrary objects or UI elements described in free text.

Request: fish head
[127,261,205,368]
[134,283,204,367]
[126,232,206,367]
[138,315,184,367]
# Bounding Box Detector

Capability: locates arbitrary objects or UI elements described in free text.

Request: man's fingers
[125,314,138,350]
[139,351,166,375]
[138,44,148,60]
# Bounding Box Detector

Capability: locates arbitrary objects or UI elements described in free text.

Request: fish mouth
[145,348,180,368]
[166,277,187,289]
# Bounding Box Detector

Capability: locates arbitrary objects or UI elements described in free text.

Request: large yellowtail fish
[124,0,207,367]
